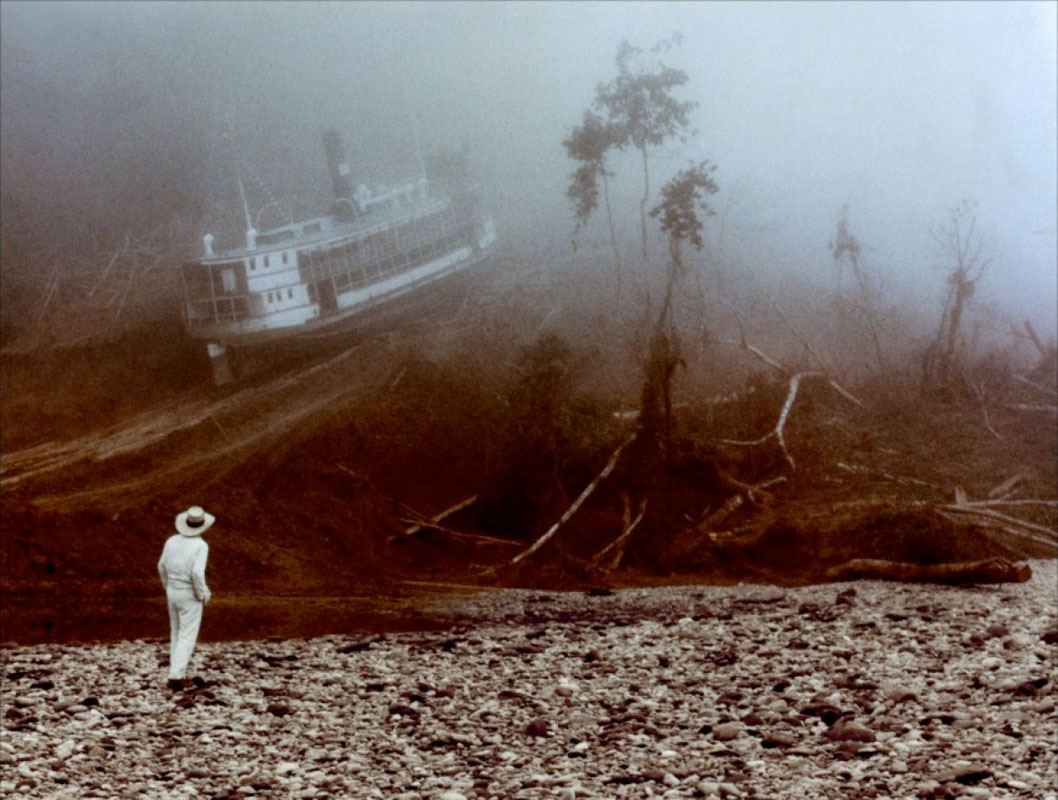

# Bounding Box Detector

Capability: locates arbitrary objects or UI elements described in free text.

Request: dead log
[507,433,636,567]
[721,371,822,468]
[824,557,1031,584]
[591,495,648,570]
[402,495,479,536]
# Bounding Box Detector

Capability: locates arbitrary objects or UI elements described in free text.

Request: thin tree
[641,160,719,461]
[924,200,988,389]
[572,35,698,267]
[829,205,888,373]
[612,160,719,565]
[564,109,622,268]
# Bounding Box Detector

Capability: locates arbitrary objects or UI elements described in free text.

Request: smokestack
[322,129,354,204]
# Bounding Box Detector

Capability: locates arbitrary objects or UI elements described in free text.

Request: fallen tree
[824,557,1031,584]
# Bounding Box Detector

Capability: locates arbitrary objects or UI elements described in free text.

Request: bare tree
[924,200,989,389]
[829,205,888,373]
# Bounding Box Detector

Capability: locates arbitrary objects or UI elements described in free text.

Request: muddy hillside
[1,247,1056,644]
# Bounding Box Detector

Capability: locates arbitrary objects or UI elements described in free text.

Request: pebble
[1,559,1054,800]
[712,721,743,741]
[825,719,876,743]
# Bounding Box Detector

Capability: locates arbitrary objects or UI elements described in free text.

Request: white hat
[175,505,215,537]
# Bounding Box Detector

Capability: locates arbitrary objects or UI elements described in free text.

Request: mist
[2,1,1055,334]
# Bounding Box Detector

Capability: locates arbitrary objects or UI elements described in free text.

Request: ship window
[287,288,294,299]
[264,255,271,268]
[221,268,236,293]
[282,251,289,265]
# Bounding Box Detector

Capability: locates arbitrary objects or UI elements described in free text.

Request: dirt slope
[2,250,1055,645]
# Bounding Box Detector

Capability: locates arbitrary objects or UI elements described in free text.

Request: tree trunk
[824,557,1030,584]
[602,173,622,301]
[638,143,650,267]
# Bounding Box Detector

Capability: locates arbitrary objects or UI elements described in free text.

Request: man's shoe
[167,679,184,692]
[191,676,207,689]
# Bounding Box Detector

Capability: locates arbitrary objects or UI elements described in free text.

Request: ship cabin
[179,176,491,347]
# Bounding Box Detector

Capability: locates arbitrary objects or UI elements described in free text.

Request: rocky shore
[2,561,1056,799]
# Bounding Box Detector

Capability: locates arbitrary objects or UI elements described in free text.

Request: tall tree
[566,35,698,267]
[564,109,621,267]
[641,161,719,461]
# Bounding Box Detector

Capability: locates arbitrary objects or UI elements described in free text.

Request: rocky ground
[2,561,1056,800]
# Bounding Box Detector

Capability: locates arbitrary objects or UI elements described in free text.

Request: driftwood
[402,495,479,536]
[970,380,1002,440]
[591,495,648,570]
[825,557,1031,584]
[507,433,636,567]
[721,371,822,468]
[396,521,519,547]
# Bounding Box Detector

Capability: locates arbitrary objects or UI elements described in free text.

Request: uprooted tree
[503,38,733,572]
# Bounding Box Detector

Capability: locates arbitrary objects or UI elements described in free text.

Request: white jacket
[158,534,211,603]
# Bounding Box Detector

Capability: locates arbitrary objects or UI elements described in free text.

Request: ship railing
[186,296,251,326]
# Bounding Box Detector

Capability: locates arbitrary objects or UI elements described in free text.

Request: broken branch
[971,380,1002,440]
[402,495,479,536]
[939,504,1057,540]
[591,495,648,569]
[721,372,821,468]
[508,433,636,566]
[1013,375,1057,398]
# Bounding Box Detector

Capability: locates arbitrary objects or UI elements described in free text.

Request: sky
[2,1,1055,328]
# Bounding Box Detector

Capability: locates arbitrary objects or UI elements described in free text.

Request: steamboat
[180,130,496,383]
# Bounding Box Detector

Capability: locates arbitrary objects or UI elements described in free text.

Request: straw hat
[175,505,215,537]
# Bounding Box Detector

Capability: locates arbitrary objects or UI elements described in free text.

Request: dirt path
[0,338,397,511]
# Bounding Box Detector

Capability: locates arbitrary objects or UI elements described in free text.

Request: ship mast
[235,159,256,249]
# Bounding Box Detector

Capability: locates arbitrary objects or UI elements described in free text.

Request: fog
[2,1,1055,332]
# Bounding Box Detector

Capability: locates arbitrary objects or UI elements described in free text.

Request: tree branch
[507,433,636,566]
[720,371,823,468]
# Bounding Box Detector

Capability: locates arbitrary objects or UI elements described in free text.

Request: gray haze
[2,1,1055,329]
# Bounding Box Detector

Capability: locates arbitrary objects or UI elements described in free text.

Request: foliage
[594,37,697,155]
[564,34,698,265]
[563,110,615,228]
[649,161,719,251]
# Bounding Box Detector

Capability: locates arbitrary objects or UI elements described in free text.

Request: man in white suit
[158,505,214,691]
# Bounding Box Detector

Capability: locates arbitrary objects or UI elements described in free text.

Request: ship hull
[180,175,496,384]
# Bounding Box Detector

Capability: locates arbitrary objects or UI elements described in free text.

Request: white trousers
[166,587,204,680]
